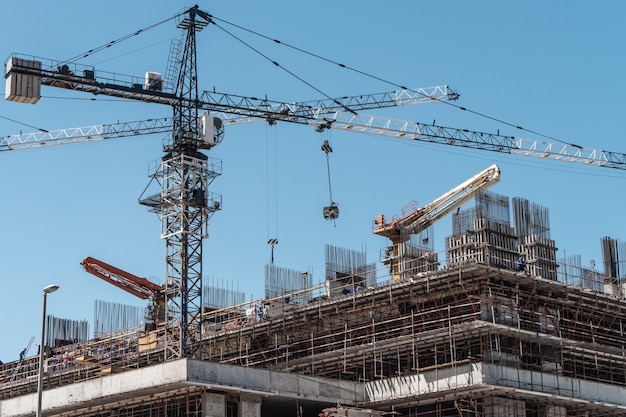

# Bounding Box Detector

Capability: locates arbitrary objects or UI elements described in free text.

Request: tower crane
[5,6,626,361]
[3,5,458,359]
[373,164,501,280]
[80,257,166,328]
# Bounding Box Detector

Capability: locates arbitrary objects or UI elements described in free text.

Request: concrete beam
[363,362,626,412]
[0,359,364,417]
[187,360,364,404]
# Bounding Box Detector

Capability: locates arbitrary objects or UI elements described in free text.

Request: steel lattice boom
[311,112,626,170]
[5,112,625,171]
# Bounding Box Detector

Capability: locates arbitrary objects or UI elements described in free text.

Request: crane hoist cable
[266,123,279,264]
[321,131,339,223]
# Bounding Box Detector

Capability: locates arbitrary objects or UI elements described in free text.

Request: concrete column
[202,392,226,417]
[240,394,262,417]
[545,405,567,417]
[484,397,526,417]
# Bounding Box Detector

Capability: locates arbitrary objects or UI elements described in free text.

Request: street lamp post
[36,284,59,417]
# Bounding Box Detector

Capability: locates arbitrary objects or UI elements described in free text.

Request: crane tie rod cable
[62,10,188,64]
[209,13,577,148]
[0,115,48,133]
[208,20,357,116]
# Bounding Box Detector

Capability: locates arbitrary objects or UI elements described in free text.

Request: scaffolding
[2,204,626,416]
[3,258,626,416]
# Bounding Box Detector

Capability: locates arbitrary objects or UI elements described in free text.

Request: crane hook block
[323,202,339,220]
[321,139,333,154]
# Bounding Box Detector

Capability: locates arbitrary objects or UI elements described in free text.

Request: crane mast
[156,7,211,359]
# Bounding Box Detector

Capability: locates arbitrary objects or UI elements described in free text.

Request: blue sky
[1,1,625,362]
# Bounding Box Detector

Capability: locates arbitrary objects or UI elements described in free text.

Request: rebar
[93,300,144,337]
[265,264,312,302]
[203,278,246,310]
[45,315,89,348]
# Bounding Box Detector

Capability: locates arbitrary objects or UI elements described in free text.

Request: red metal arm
[81,256,164,302]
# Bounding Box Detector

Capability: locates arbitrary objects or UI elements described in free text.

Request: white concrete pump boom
[373,164,501,244]
[405,163,500,235]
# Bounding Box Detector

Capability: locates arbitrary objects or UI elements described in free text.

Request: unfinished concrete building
[2,193,626,417]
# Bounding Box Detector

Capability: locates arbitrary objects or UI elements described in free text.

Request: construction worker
[516,256,525,272]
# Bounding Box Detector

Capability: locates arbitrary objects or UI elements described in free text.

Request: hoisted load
[321,138,339,221]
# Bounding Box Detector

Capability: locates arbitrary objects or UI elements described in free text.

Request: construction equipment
[4,7,458,360]
[5,5,625,360]
[3,112,626,170]
[373,164,501,280]
[80,257,165,329]
[321,138,339,221]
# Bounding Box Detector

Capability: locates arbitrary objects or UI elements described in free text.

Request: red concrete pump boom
[80,256,165,303]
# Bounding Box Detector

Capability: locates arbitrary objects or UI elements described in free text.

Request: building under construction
[4,5,626,415]
[1,186,626,417]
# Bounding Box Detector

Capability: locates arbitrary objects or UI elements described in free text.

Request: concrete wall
[484,397,526,417]
[240,394,262,417]
[483,363,626,406]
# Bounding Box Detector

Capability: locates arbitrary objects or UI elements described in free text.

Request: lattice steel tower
[140,6,222,359]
